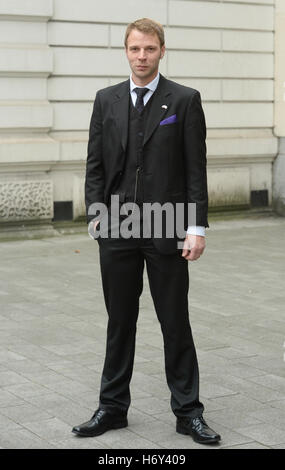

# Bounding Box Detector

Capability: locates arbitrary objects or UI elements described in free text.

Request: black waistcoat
[114,93,154,204]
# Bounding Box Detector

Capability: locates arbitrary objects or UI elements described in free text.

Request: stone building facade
[0,0,283,226]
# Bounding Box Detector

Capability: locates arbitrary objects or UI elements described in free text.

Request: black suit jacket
[85,74,208,254]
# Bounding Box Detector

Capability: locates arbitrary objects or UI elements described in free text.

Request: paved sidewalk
[0,214,285,449]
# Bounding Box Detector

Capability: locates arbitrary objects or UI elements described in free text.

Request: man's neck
[131,71,159,87]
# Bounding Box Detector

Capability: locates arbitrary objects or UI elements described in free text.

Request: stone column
[273,0,285,215]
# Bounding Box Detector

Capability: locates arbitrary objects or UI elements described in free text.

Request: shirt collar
[130,72,160,93]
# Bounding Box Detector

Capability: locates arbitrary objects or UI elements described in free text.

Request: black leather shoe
[176,415,221,444]
[72,408,128,437]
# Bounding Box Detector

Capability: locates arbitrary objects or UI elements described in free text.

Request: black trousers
[96,217,204,419]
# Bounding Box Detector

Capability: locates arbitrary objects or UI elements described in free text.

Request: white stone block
[53,47,129,76]
[110,25,128,48]
[222,79,273,101]
[53,47,166,76]
[208,155,273,205]
[73,174,85,219]
[250,162,272,196]
[109,76,129,86]
[222,31,274,52]
[0,136,59,164]
[56,139,87,162]
[0,0,53,19]
[204,102,273,128]
[170,78,221,101]
[165,27,221,51]
[53,0,167,25]
[48,77,109,101]
[0,102,53,130]
[207,135,277,158]
[208,167,250,207]
[0,21,47,44]
[169,1,274,31]
[0,45,53,75]
[50,170,73,201]
[168,51,273,78]
[0,77,47,100]
[48,22,108,47]
[52,102,93,131]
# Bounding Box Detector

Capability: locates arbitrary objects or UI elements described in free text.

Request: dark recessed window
[53,201,73,221]
[250,190,268,208]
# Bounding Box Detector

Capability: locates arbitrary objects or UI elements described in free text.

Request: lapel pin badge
[161,105,168,109]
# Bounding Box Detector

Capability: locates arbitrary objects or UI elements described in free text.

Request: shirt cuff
[186,226,206,237]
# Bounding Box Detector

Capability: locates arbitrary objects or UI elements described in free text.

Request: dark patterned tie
[133,87,149,113]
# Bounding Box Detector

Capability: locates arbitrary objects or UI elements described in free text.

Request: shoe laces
[93,409,105,423]
[192,416,206,430]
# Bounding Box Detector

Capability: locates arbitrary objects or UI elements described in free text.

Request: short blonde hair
[124,18,165,48]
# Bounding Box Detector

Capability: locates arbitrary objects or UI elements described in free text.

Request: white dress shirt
[130,73,206,237]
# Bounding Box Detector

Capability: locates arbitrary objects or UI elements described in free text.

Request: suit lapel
[112,80,130,152]
[143,75,172,147]
[111,75,172,150]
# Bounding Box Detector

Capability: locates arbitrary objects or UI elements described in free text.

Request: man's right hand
[88,219,100,240]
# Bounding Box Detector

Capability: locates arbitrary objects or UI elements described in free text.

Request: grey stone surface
[0,213,284,449]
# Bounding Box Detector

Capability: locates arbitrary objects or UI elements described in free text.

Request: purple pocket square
[159,114,177,126]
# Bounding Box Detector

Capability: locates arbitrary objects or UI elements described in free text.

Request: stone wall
[273,0,285,216]
[0,0,279,224]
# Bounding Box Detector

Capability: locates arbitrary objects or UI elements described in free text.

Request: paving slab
[0,214,284,449]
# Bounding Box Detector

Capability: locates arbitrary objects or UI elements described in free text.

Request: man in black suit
[73,18,221,444]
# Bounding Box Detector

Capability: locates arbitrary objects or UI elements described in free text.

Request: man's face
[125,29,165,83]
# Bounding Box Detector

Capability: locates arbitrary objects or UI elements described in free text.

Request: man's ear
[160,45,166,59]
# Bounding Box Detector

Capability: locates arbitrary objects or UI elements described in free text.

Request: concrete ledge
[0,219,86,242]
[0,209,278,243]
